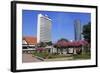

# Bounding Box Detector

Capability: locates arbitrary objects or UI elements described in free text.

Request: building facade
[22,36,37,53]
[37,14,52,43]
[74,20,82,41]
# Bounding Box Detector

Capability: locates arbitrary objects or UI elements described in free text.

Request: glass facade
[74,20,81,41]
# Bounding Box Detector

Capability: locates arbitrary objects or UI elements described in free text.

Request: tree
[39,42,47,47]
[46,41,52,46]
[58,38,69,42]
[82,22,91,43]
[54,44,59,54]
[54,38,69,54]
[45,41,53,53]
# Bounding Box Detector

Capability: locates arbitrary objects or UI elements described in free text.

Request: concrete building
[37,14,52,43]
[74,20,82,41]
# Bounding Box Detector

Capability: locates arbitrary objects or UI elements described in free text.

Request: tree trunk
[66,48,68,54]
[57,48,58,54]
[60,49,63,54]
[52,48,53,54]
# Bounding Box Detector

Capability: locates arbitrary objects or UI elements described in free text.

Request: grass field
[32,51,91,60]
[73,52,91,60]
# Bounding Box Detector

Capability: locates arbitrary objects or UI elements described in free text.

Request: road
[22,54,42,63]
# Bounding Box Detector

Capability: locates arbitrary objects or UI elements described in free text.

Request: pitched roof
[23,36,37,45]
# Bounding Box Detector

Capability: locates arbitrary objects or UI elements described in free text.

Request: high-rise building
[74,20,82,41]
[37,14,52,43]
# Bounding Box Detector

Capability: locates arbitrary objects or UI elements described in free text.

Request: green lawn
[32,51,48,59]
[47,54,72,59]
[32,51,72,59]
[73,52,91,60]
[32,51,91,60]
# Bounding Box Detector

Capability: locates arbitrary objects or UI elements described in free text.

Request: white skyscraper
[37,14,52,43]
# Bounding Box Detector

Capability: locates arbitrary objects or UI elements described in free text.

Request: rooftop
[23,36,37,45]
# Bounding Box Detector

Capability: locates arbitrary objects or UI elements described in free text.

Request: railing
[22,49,35,54]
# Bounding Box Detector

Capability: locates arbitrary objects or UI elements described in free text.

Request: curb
[34,56,44,61]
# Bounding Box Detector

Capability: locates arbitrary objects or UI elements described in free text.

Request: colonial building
[22,36,37,53]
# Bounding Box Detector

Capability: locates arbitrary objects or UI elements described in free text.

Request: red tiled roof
[23,36,37,45]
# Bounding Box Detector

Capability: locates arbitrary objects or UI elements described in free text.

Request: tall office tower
[37,14,52,43]
[74,20,82,41]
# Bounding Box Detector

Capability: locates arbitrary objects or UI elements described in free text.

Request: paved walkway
[22,54,73,63]
[22,54,42,63]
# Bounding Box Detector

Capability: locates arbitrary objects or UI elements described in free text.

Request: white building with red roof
[22,36,37,53]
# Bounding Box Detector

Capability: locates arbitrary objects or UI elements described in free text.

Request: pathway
[22,53,42,63]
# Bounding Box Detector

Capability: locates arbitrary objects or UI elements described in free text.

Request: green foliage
[82,22,91,43]
[39,42,47,47]
[33,51,48,59]
[46,41,53,46]
[32,51,72,59]
[73,51,91,60]
[47,54,72,59]
[58,38,69,42]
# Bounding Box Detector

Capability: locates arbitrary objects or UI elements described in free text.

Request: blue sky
[22,10,91,43]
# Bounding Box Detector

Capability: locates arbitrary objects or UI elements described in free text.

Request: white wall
[0,0,100,73]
